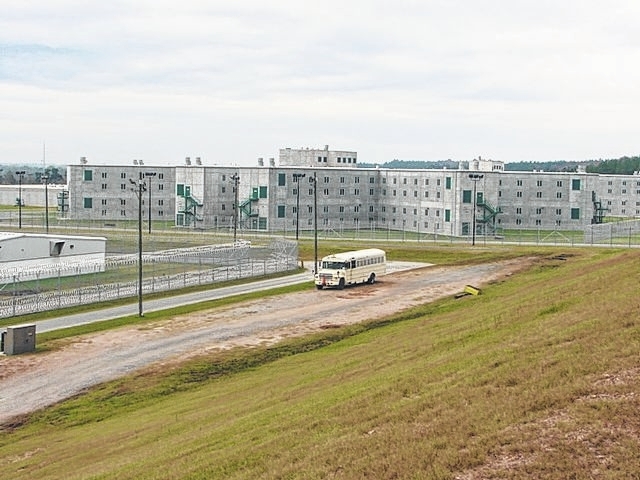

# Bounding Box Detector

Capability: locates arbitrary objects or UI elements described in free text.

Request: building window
[83,197,92,208]
[101,172,107,179]
[536,191,542,198]
[369,188,374,195]
[277,205,285,217]
[101,183,107,190]
[339,188,345,196]
[537,180,543,187]
[445,209,451,222]
[516,191,522,197]
[557,192,562,199]
[556,208,562,215]
[83,170,93,181]
[369,177,375,184]
[354,188,360,195]
[571,208,580,219]
[259,186,267,198]
[101,199,107,206]
[557,180,563,187]
[445,177,452,189]
[462,190,472,203]
[517,180,522,186]
[323,188,329,195]
[121,183,126,190]
[278,173,286,186]
[120,199,126,206]
[572,179,581,191]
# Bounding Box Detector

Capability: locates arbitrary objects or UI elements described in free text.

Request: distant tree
[0,164,66,184]
[586,156,640,175]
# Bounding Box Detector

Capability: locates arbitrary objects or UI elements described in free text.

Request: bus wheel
[368,273,376,284]
[338,278,345,290]
[316,284,324,290]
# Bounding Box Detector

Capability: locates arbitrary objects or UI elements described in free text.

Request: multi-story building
[67,160,176,223]
[65,148,628,237]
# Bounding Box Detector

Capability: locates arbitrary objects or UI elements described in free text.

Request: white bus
[314,248,386,290]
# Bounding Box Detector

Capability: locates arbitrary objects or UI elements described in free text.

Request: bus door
[346,260,356,282]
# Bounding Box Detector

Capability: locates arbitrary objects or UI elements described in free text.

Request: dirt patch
[0,259,531,424]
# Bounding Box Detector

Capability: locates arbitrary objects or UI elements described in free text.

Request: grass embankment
[1,247,640,478]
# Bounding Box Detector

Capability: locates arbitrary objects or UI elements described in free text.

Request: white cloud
[1,1,640,166]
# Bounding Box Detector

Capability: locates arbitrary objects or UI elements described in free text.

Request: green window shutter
[259,186,268,198]
[277,205,285,218]
[572,179,581,191]
[445,209,451,222]
[177,184,184,196]
[462,190,472,203]
[83,197,93,208]
[83,170,93,181]
[445,177,452,189]
[278,173,286,186]
[571,208,580,219]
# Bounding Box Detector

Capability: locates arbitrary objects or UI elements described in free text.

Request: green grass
[1,247,640,478]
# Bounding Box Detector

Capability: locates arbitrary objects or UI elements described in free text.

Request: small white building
[0,232,106,282]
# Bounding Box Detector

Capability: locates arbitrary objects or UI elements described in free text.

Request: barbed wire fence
[0,239,299,319]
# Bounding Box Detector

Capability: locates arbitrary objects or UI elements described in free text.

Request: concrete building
[66,160,176,223]
[0,232,106,282]
[64,148,635,238]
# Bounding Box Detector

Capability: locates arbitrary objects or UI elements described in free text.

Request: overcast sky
[2,1,640,167]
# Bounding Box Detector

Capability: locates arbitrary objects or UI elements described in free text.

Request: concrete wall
[0,184,66,207]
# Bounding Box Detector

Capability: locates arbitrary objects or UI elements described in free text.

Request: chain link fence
[0,239,298,319]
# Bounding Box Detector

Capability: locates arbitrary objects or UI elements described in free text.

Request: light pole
[469,173,484,246]
[293,173,305,240]
[144,172,156,234]
[130,178,147,316]
[15,171,25,229]
[310,172,318,273]
[42,173,49,233]
[231,173,240,243]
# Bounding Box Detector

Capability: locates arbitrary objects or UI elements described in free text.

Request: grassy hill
[1,247,639,479]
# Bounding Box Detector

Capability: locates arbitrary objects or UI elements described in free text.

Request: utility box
[4,324,36,355]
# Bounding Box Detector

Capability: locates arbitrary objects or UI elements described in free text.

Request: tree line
[360,156,640,175]
[0,165,66,185]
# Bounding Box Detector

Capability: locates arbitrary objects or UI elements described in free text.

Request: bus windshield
[322,261,346,270]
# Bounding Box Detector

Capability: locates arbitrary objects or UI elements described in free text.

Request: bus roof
[321,248,386,261]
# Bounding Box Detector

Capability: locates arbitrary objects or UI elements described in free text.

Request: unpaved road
[0,260,529,425]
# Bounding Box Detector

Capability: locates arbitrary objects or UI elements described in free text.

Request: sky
[2,1,640,167]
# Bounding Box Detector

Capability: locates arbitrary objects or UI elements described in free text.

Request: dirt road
[0,259,528,425]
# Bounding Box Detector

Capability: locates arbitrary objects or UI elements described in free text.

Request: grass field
[1,245,640,478]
